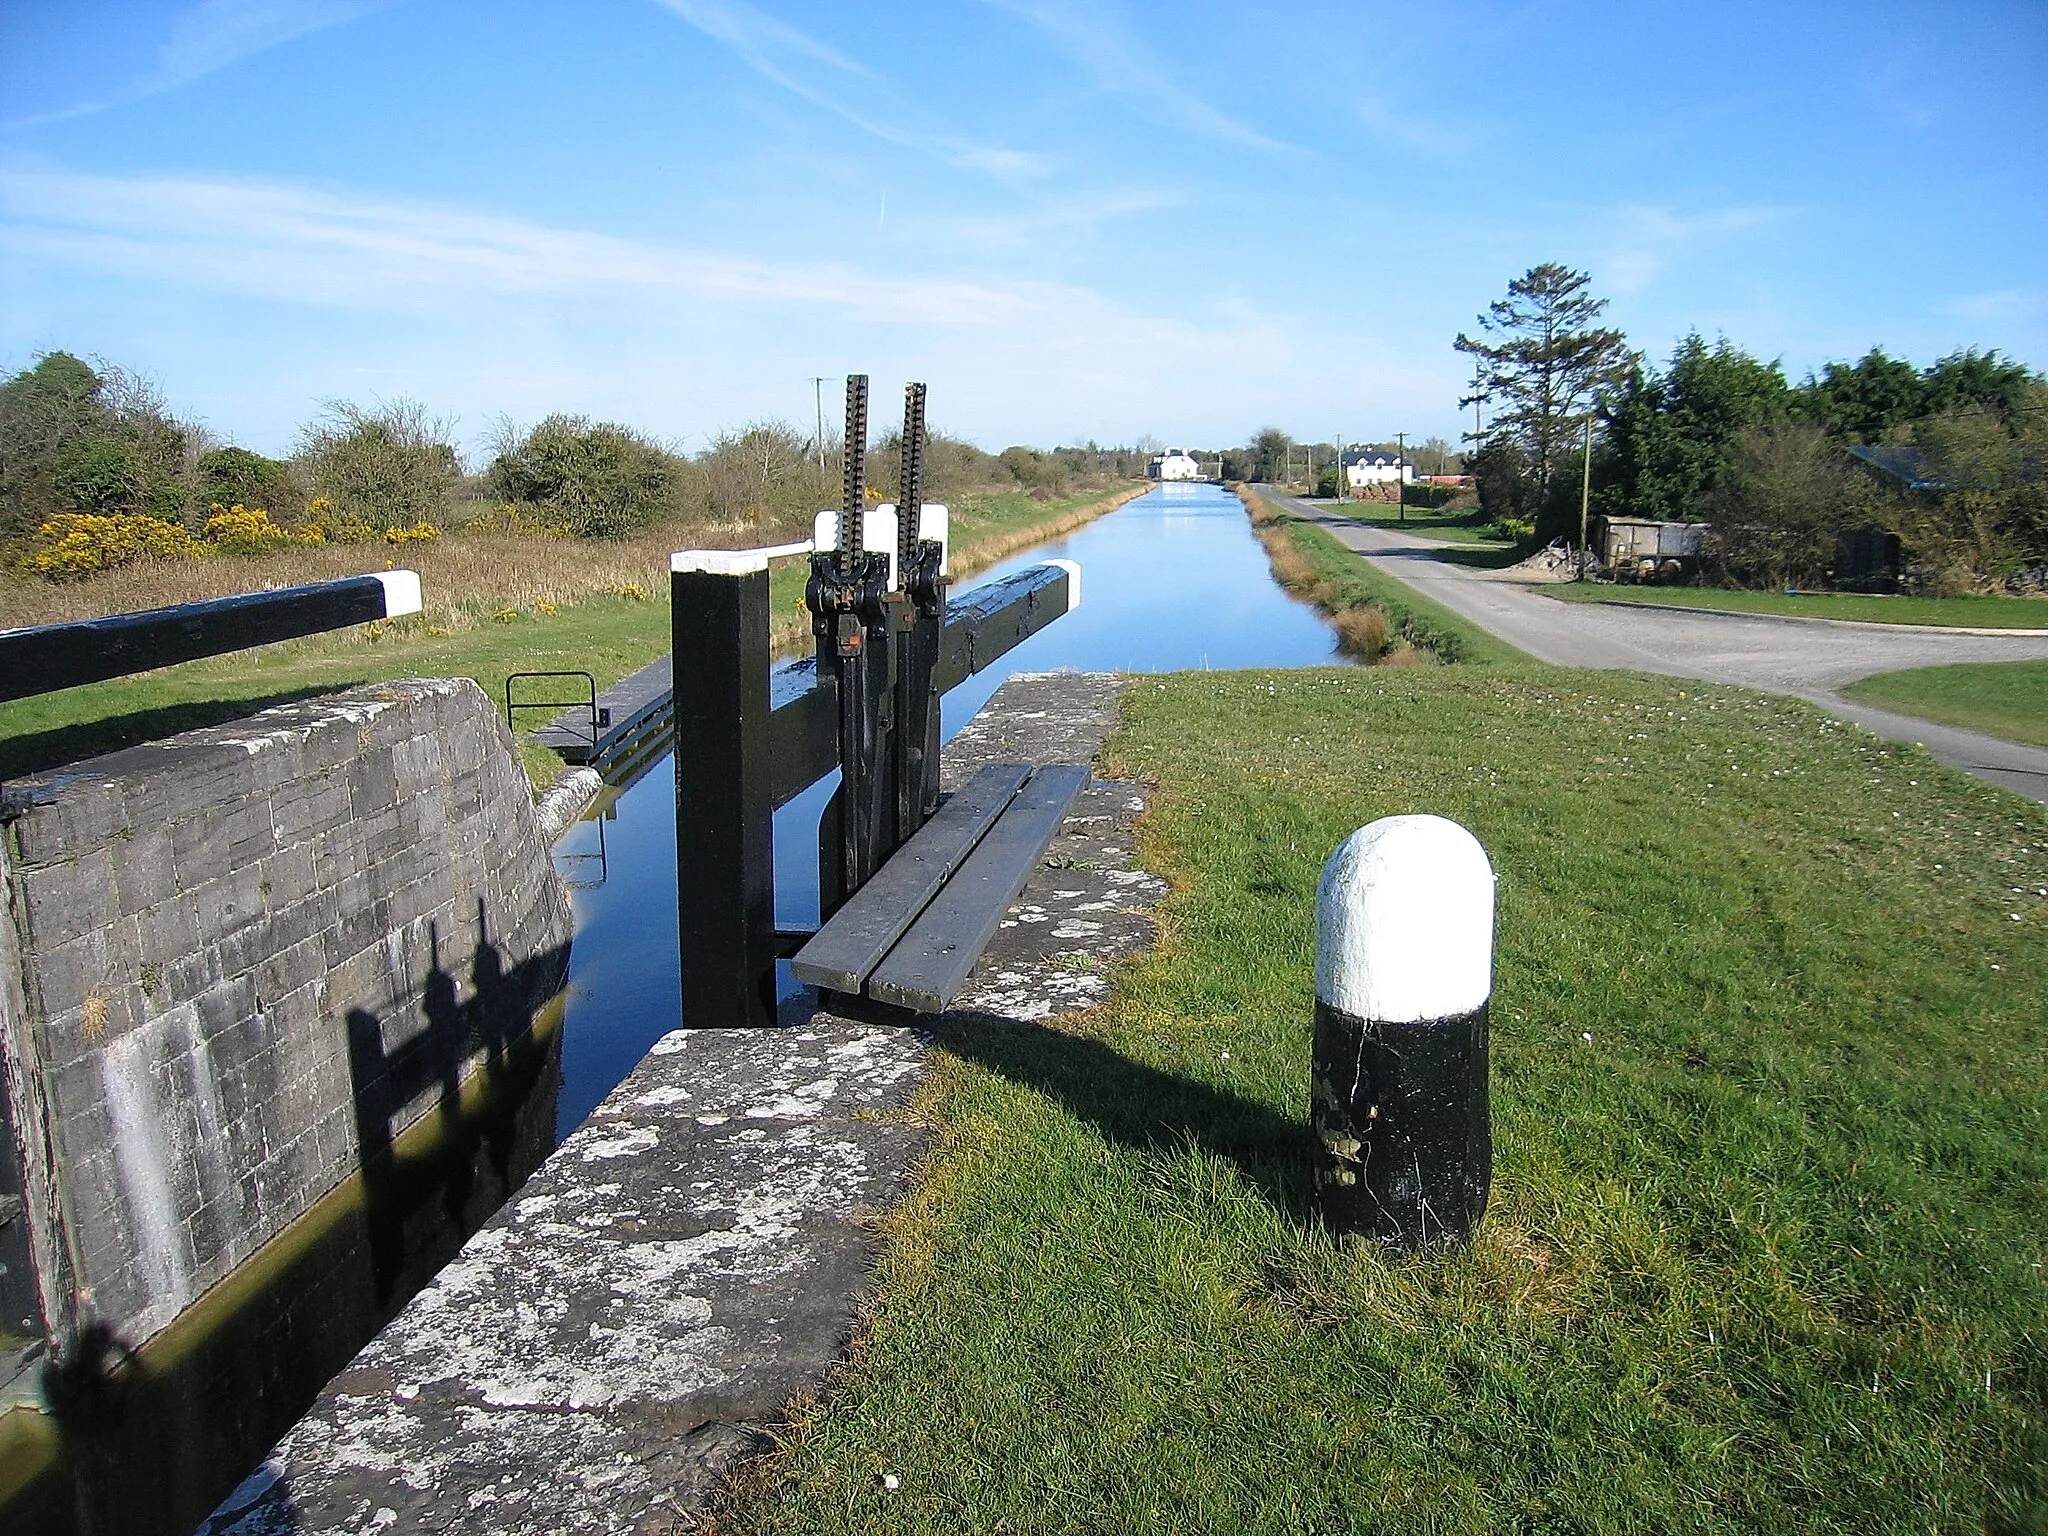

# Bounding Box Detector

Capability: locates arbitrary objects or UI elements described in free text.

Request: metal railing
[505,671,606,756]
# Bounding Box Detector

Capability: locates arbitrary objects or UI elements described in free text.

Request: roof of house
[1847,444,1943,490]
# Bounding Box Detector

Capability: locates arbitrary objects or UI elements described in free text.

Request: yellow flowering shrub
[202,503,319,555]
[384,522,440,545]
[19,513,205,580]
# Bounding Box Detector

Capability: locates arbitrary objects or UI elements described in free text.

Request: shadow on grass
[930,1013,1320,1223]
[0,687,338,780]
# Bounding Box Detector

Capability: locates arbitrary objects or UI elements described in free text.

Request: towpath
[1258,488,2048,806]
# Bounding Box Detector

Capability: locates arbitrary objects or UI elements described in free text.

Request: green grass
[0,594,678,786]
[1841,660,2048,750]
[723,666,2048,1534]
[1254,495,1528,667]
[1326,502,1508,545]
[0,486,1140,786]
[1549,583,2048,629]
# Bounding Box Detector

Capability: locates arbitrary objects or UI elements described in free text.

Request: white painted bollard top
[1315,814,1496,1023]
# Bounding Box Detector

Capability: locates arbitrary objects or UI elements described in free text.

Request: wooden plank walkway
[790,763,1032,994]
[866,763,1091,1012]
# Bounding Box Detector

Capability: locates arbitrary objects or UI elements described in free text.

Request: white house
[1345,452,1415,490]
[1149,447,1203,482]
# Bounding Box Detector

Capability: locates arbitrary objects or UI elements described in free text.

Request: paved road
[1259,489,2048,805]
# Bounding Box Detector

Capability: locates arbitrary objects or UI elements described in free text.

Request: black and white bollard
[1312,814,1495,1249]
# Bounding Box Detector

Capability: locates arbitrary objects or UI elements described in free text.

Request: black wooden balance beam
[0,571,424,704]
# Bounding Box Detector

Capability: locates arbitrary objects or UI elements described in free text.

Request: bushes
[18,503,330,577]
[1700,422,1872,588]
[2,349,1153,582]
[201,504,319,555]
[1401,481,1459,510]
[692,421,830,531]
[18,512,205,578]
[485,414,680,538]
[296,399,460,533]
[0,353,190,545]
[197,446,303,523]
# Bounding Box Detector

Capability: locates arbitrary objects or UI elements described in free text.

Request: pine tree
[1455,263,1633,506]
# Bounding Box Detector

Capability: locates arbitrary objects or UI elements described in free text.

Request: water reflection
[551,482,1340,1135]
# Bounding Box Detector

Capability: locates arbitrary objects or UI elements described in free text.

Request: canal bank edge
[203,669,1168,1536]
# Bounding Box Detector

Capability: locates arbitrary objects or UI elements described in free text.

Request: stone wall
[0,678,571,1352]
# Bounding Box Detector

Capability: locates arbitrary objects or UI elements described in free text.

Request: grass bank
[1312,500,1508,546]
[1842,659,2048,750]
[722,665,2048,1534]
[1548,583,2048,629]
[1240,487,1526,666]
[0,484,1145,787]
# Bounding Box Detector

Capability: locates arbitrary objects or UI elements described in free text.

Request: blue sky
[2,0,2043,460]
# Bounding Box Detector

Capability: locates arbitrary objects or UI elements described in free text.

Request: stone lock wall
[0,678,571,1350]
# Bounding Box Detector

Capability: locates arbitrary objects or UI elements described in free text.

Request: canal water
[550,481,1344,1133]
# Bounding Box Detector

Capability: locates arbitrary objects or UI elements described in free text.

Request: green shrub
[0,352,191,544]
[1402,481,1458,509]
[296,398,459,533]
[197,446,304,522]
[19,511,204,578]
[486,414,679,538]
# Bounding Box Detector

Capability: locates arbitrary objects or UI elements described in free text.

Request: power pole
[1395,430,1407,524]
[810,376,831,468]
[1578,416,1594,580]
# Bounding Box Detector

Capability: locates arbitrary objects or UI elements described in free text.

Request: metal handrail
[505,671,605,753]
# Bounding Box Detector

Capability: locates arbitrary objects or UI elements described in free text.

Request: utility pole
[1578,416,1594,580]
[810,377,831,468]
[1395,430,1407,524]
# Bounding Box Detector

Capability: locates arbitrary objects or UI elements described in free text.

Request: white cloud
[0,161,1060,323]
[1591,203,1790,294]
[155,0,401,89]
[650,0,1056,179]
[1,0,402,131]
[0,160,1332,447]
[984,0,1302,155]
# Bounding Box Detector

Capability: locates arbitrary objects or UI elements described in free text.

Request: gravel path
[1261,490,2048,806]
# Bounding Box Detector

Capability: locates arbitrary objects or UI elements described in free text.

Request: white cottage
[1345,452,1415,490]
[1149,447,1203,482]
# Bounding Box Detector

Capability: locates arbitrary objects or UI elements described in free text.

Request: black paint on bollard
[1311,814,1495,1249]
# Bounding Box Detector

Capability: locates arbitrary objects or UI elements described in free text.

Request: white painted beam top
[670,541,814,575]
[372,569,423,617]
